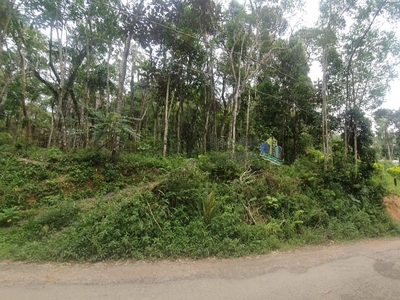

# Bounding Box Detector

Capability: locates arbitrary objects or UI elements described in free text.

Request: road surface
[1,238,400,300]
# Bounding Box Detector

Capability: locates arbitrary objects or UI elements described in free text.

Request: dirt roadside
[1,237,400,300]
[0,237,398,285]
[384,194,400,224]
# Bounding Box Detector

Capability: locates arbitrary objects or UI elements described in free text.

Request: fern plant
[202,191,217,224]
[87,108,139,151]
[0,206,20,227]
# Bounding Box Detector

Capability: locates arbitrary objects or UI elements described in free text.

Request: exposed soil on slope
[384,194,400,224]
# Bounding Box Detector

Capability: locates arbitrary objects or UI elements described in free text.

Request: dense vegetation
[2,0,400,162]
[1,0,400,261]
[0,143,399,261]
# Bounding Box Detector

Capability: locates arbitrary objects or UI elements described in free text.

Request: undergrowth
[0,146,399,261]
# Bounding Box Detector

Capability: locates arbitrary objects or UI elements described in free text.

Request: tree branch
[33,69,59,99]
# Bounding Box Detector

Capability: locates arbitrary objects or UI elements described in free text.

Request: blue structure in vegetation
[260,137,283,165]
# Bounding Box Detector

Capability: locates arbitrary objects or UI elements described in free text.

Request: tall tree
[342,1,400,169]
[316,0,354,170]
[219,0,289,154]
[0,0,16,111]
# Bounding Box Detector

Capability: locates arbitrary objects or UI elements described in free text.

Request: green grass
[382,169,400,196]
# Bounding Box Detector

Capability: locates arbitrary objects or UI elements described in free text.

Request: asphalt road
[1,237,400,300]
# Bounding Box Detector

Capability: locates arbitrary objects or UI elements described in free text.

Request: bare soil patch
[384,194,400,224]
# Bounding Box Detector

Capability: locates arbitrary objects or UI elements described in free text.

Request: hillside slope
[384,194,400,224]
[0,148,399,261]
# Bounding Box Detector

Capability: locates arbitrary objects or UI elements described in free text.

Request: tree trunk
[245,89,251,163]
[344,95,349,162]
[56,24,67,150]
[219,76,228,150]
[0,72,13,111]
[229,51,242,154]
[129,48,136,150]
[344,0,388,162]
[385,130,392,161]
[153,117,157,147]
[354,118,358,175]
[177,97,183,154]
[113,33,132,161]
[106,45,112,113]
[163,74,171,157]
[129,47,137,126]
[0,0,13,67]
[322,49,329,171]
[17,45,30,143]
[116,34,132,114]
[82,26,90,148]
[203,43,215,154]
[203,85,210,154]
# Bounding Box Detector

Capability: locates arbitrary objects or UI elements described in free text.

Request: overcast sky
[302,0,399,110]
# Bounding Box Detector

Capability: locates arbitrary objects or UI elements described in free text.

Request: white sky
[304,0,399,110]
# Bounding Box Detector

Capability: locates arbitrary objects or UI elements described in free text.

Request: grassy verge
[383,169,400,196]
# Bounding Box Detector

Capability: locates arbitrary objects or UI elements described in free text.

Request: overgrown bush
[0,132,13,145]
[0,147,399,261]
[156,161,208,216]
[198,152,245,181]
[0,207,20,227]
[34,201,80,230]
[387,166,400,186]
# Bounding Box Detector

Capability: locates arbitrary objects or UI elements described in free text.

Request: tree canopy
[1,0,399,166]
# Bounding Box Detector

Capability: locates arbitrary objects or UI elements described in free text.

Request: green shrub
[387,166,400,184]
[1,145,399,261]
[103,163,121,182]
[67,164,95,185]
[68,189,96,201]
[198,152,245,181]
[202,191,217,224]
[156,162,208,215]
[34,201,80,230]
[54,193,165,260]
[70,148,110,165]
[0,133,13,145]
[46,147,65,162]
[0,207,21,227]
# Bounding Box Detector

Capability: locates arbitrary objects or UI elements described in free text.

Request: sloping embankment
[384,194,400,224]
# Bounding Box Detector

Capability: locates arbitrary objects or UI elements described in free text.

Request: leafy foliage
[387,166,400,180]
[0,207,20,227]
[0,148,398,261]
[1,0,400,262]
